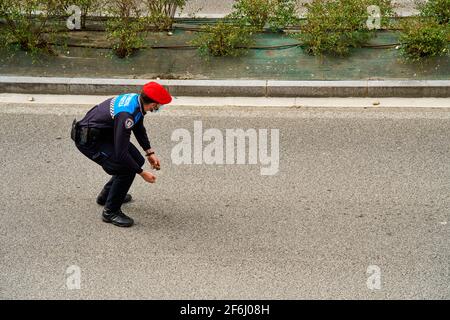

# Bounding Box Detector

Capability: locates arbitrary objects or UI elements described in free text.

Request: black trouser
[75,140,145,212]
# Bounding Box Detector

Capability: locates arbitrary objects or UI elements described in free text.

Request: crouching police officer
[71,82,172,227]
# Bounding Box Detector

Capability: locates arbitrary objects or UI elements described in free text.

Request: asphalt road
[0,103,449,299]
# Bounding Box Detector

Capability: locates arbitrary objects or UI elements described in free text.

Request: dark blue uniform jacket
[78,94,151,174]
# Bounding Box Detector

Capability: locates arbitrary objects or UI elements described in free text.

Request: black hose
[50,42,403,50]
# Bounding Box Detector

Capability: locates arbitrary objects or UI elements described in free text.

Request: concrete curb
[0,76,449,98]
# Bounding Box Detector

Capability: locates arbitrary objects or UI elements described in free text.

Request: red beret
[142,82,172,105]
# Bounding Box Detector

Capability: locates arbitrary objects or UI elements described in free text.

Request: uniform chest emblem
[125,118,134,129]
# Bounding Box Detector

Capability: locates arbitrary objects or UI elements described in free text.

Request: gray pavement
[180,0,420,17]
[0,103,449,299]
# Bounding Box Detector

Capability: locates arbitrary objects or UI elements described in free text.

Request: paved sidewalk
[1,93,450,109]
[180,0,420,17]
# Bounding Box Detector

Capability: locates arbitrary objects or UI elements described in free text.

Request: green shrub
[0,0,64,56]
[297,0,393,56]
[417,0,450,25]
[267,0,300,31]
[191,21,255,57]
[145,0,186,31]
[105,0,147,58]
[399,19,449,61]
[227,0,299,31]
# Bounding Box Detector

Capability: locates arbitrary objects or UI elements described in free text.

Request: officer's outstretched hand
[147,154,161,171]
[140,171,156,183]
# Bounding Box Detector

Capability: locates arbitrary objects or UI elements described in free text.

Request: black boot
[97,193,132,206]
[102,208,134,227]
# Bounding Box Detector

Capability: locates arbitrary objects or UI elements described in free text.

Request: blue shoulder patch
[111,94,142,124]
[113,94,137,115]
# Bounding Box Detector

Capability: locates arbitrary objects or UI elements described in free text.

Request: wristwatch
[145,151,155,157]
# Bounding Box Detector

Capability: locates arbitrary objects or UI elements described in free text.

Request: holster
[70,119,79,142]
[71,118,102,146]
